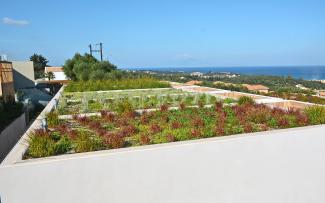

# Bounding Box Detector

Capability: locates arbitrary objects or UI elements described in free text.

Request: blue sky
[0,0,324,68]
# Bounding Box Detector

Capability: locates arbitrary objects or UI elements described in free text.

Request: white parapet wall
[1,84,325,203]
[0,125,325,203]
[0,86,64,166]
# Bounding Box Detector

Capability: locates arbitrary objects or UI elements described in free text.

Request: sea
[127,66,325,80]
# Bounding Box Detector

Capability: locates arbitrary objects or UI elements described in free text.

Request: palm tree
[45,71,55,81]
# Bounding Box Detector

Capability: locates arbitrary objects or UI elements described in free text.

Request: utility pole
[88,43,103,61]
[99,42,103,61]
[88,44,93,56]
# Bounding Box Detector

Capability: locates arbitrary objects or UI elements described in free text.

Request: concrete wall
[0,113,26,162]
[0,124,325,203]
[12,61,35,89]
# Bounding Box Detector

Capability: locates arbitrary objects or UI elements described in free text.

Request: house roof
[45,66,64,72]
[243,84,269,90]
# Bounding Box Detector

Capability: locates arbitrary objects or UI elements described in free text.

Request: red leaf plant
[215,123,225,136]
[140,134,151,145]
[102,112,115,123]
[192,117,205,128]
[190,129,202,138]
[140,114,149,124]
[55,123,69,134]
[117,117,129,126]
[68,129,78,139]
[166,134,176,142]
[160,114,169,123]
[122,111,137,119]
[104,133,125,149]
[76,116,90,125]
[243,123,253,133]
[120,125,138,137]
[160,104,169,112]
[171,121,182,129]
[150,123,162,134]
[179,102,186,110]
[295,112,309,126]
[214,101,223,112]
[278,117,290,128]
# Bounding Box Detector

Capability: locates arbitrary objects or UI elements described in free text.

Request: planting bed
[25,99,325,159]
[57,88,222,115]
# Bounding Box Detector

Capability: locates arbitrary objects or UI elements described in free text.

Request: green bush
[74,131,103,153]
[47,111,60,128]
[54,136,72,154]
[27,131,56,158]
[63,53,117,81]
[64,78,170,92]
[116,99,133,114]
[238,96,255,105]
[305,106,325,125]
[223,98,236,104]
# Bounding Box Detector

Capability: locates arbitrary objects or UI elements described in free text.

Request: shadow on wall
[13,70,35,90]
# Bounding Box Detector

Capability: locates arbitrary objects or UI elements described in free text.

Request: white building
[190,72,203,77]
[45,66,68,81]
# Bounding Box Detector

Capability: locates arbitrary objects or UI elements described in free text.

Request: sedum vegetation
[64,78,170,92]
[58,89,220,115]
[25,97,325,159]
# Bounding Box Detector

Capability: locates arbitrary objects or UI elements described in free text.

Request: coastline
[125,66,325,80]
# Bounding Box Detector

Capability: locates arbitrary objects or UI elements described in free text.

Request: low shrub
[238,96,255,105]
[139,134,151,145]
[116,99,134,115]
[47,111,60,128]
[27,130,56,158]
[54,136,72,154]
[104,133,125,149]
[305,106,325,125]
[74,131,103,153]
[64,78,170,92]
[166,134,176,142]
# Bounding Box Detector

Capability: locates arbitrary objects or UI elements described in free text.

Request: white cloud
[2,17,29,26]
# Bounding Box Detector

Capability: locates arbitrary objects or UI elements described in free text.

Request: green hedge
[64,78,170,92]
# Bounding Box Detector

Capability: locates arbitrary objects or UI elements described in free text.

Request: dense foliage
[25,99,325,159]
[30,54,49,79]
[64,78,170,92]
[63,53,118,81]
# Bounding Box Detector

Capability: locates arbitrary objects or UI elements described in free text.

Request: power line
[88,42,103,61]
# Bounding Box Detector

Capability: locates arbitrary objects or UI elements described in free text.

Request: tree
[63,53,117,81]
[45,71,55,81]
[30,54,49,79]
